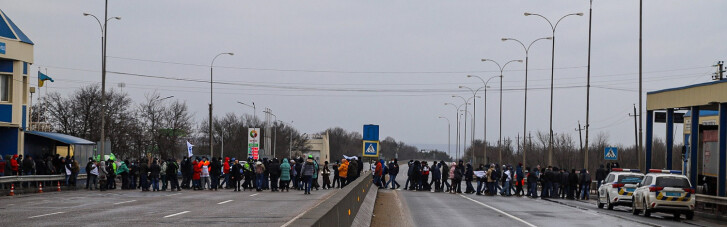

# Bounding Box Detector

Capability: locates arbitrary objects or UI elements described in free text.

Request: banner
[474,171,486,178]
[186,141,194,157]
[248,128,260,160]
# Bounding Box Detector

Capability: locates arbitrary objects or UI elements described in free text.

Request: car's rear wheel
[643,199,651,217]
[631,199,641,215]
[597,194,604,209]
[673,213,680,220]
[686,211,694,220]
[607,195,614,210]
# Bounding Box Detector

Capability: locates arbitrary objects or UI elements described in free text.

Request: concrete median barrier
[289,174,374,227]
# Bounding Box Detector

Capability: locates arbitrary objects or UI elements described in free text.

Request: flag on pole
[186,141,194,157]
[38,71,54,87]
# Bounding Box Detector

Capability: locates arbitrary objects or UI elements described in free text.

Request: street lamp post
[264,109,277,158]
[445,102,467,160]
[525,11,583,166]
[468,75,497,164]
[83,3,121,160]
[210,52,234,158]
[480,59,522,165]
[237,101,256,120]
[438,116,451,159]
[459,85,485,150]
[502,37,552,167]
[454,95,479,162]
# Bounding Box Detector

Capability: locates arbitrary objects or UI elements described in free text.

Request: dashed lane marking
[218,200,233,205]
[249,193,259,197]
[164,193,182,197]
[163,211,190,218]
[460,195,537,227]
[29,211,65,219]
[113,200,136,205]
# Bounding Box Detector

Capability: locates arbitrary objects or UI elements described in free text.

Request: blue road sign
[604,147,618,160]
[363,140,379,157]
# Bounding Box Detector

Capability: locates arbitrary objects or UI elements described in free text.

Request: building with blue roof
[0,9,34,158]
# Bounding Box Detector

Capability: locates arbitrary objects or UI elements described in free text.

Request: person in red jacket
[192,160,201,190]
[10,154,19,176]
[374,160,383,188]
[222,157,231,189]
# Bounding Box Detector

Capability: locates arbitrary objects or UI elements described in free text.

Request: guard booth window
[0,74,10,102]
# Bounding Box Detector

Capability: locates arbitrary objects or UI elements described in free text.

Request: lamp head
[516,60,524,63]
[545,37,553,40]
[481,59,489,62]
[466,75,473,78]
[524,12,532,16]
[458,86,464,89]
[451,95,457,98]
[83,13,91,16]
[227,52,235,56]
[501,38,508,41]
[113,17,122,20]
[576,13,584,16]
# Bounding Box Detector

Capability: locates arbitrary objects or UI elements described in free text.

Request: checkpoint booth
[646,80,727,197]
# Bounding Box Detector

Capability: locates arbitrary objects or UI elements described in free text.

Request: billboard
[248,128,260,160]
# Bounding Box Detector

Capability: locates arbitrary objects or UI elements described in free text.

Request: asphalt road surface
[387,162,722,227]
[0,187,336,226]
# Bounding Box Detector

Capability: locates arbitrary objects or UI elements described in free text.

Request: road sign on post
[363,140,379,157]
[604,147,618,160]
[249,128,260,160]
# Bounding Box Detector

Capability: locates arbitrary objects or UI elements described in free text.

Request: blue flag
[38,71,54,87]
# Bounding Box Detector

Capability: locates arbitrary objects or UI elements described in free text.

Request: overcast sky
[4,0,726,156]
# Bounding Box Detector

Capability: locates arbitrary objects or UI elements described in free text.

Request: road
[384,162,723,227]
[0,187,336,226]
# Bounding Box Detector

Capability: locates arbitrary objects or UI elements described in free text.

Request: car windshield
[655,177,691,188]
[617,175,643,184]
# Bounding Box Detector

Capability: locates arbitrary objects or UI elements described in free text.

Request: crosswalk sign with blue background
[363,140,379,157]
[604,147,618,160]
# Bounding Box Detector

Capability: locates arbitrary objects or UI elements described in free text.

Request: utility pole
[629,104,640,170]
[576,122,585,168]
[638,0,644,175]
[585,0,593,173]
[713,61,725,80]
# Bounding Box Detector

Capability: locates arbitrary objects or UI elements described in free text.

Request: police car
[597,168,644,210]
[631,169,695,220]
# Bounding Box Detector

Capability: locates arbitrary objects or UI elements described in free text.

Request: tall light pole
[264,109,277,158]
[481,59,522,164]
[453,95,469,159]
[83,3,121,160]
[445,102,467,160]
[210,52,234,158]
[237,101,256,120]
[502,37,552,167]
[525,11,583,166]
[459,86,485,148]
[468,75,497,164]
[438,116,451,159]
[585,0,594,170]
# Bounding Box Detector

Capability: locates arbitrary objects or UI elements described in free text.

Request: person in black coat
[595,164,607,189]
[268,159,281,192]
[139,159,149,191]
[440,161,450,192]
[166,159,180,191]
[464,163,474,194]
[231,160,242,191]
[453,161,464,193]
[149,159,161,191]
[430,161,440,192]
[411,161,421,190]
[210,157,222,190]
[568,169,579,199]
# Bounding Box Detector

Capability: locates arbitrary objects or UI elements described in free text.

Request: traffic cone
[8,184,14,196]
[57,181,61,192]
[38,182,43,193]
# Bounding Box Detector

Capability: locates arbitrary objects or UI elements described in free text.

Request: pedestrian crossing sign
[604,147,618,160]
[363,140,379,157]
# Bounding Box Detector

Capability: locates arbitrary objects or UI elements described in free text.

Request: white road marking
[217,200,233,205]
[165,193,182,197]
[249,193,259,197]
[29,211,65,219]
[163,211,190,218]
[281,189,339,227]
[113,200,137,205]
[460,195,537,227]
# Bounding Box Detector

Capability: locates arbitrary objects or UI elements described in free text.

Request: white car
[631,169,695,220]
[597,168,644,210]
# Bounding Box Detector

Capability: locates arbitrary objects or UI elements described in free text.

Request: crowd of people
[371,158,619,201]
[0,153,369,195]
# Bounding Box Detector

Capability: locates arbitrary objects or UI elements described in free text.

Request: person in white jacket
[501,165,512,196]
[88,161,99,190]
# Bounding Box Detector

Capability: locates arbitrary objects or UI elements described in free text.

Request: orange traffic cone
[57,181,61,192]
[38,182,43,193]
[8,184,14,196]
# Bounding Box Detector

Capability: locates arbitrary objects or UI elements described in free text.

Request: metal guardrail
[0,174,87,184]
[696,194,727,206]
